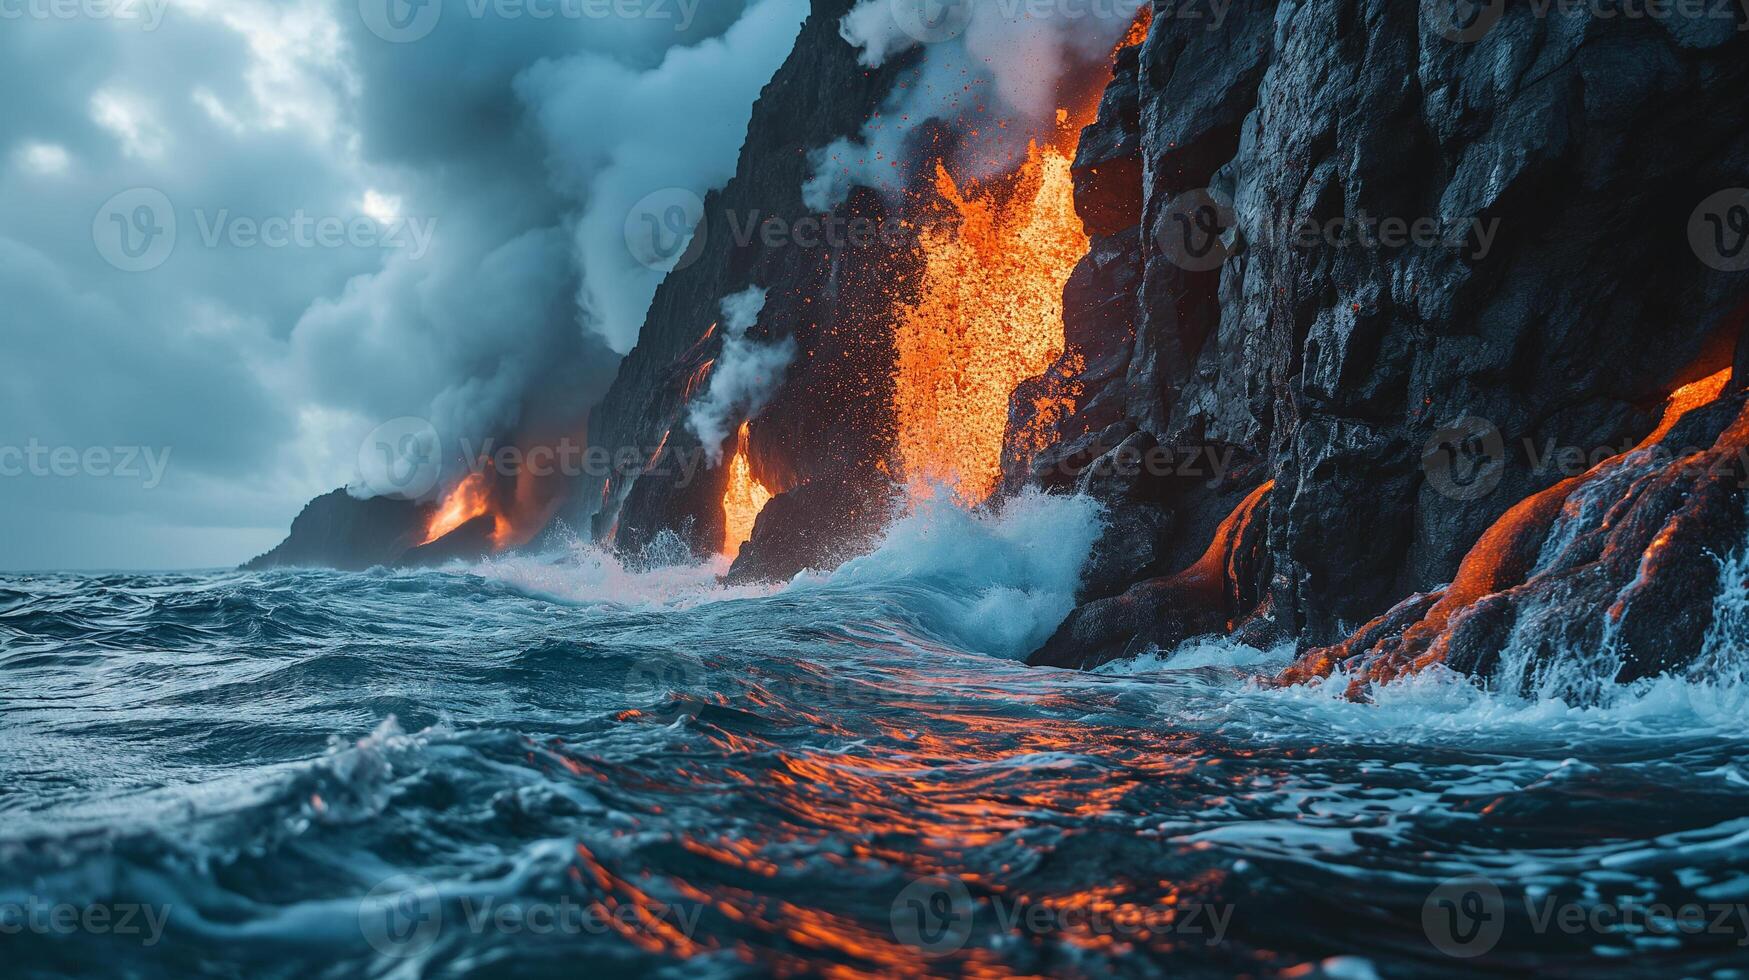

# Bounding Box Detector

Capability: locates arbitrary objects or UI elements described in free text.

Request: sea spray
[801,488,1104,659]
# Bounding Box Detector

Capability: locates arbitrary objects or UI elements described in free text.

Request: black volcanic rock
[1177,1,1749,648]
[1283,394,1749,697]
[1070,431,1263,606]
[1123,0,1278,438]
[244,489,428,571]
[614,424,726,559]
[1072,43,1144,239]
[584,0,913,558]
[998,228,1143,497]
[1030,469,1272,671]
[402,514,496,568]
[1020,0,1749,681]
[725,477,900,585]
[554,0,1749,689]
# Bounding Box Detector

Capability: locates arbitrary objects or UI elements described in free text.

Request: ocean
[3,493,1747,977]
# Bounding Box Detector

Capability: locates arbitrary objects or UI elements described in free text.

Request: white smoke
[518,0,809,354]
[805,0,1144,210]
[686,286,796,465]
[290,0,808,505]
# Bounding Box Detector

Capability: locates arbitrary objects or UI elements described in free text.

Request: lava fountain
[891,136,1090,503]
[708,7,1143,557]
[886,4,1146,503]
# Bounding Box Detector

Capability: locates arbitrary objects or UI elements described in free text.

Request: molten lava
[1643,367,1731,445]
[1281,367,1738,693]
[891,141,1089,501]
[722,422,773,560]
[421,472,500,546]
[1115,2,1153,54]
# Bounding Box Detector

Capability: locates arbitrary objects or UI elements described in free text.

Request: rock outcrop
[254,1,1749,693]
[244,490,430,572]
[1018,0,1749,683]
[584,0,914,572]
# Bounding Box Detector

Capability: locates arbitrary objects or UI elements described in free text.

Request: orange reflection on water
[526,663,1249,973]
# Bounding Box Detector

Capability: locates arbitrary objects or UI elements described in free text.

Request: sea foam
[799,488,1104,660]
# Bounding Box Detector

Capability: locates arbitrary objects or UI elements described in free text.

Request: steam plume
[806,0,1144,210]
[687,287,796,465]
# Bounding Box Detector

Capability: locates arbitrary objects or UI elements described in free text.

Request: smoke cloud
[687,286,796,465]
[806,0,1143,210]
[517,0,809,354]
[0,0,808,569]
[313,0,808,495]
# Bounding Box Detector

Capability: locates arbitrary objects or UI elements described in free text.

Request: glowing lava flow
[722,422,773,560]
[892,141,1089,502]
[1400,368,1734,660]
[1282,367,1736,691]
[421,472,507,548]
[1116,1,1153,52]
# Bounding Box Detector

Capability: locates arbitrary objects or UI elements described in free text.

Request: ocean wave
[3,492,1747,975]
[798,488,1104,659]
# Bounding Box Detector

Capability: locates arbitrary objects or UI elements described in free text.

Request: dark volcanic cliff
[1020,0,1749,687]
[245,490,430,571]
[584,0,913,575]
[257,1,1749,694]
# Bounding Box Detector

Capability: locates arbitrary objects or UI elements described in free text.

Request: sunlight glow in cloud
[14,142,71,176]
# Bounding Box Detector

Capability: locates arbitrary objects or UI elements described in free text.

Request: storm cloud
[0,0,805,569]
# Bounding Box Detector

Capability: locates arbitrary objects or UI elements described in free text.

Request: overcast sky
[0,0,807,570]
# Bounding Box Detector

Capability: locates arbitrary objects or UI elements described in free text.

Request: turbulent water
[4,494,1749,978]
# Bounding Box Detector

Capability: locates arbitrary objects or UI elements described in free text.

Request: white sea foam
[1094,636,1293,675]
[799,488,1105,660]
[1092,630,1747,746]
[464,487,1103,641]
[471,531,778,611]
[1213,502,1749,737]
[1229,664,1749,750]
[478,477,1749,736]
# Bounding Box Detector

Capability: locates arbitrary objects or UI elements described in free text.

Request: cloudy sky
[0,0,808,570]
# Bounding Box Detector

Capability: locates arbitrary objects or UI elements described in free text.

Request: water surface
[4,496,1747,977]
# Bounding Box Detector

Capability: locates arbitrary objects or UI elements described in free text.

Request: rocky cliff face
[1021,0,1749,686]
[244,490,430,571]
[273,0,1745,693]
[584,0,913,574]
